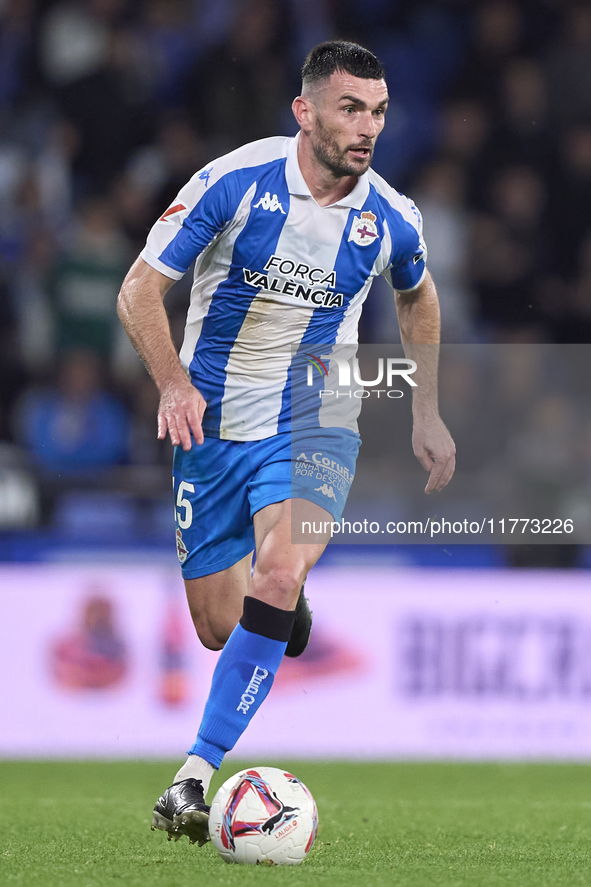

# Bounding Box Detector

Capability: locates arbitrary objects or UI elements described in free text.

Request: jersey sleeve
[381,197,428,293]
[140,162,246,280]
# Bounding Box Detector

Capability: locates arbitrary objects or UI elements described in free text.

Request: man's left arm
[394,270,456,493]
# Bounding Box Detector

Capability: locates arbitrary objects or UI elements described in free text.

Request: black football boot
[285,584,313,657]
[151,778,210,846]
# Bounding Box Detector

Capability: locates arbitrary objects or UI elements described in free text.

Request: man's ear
[292,95,316,133]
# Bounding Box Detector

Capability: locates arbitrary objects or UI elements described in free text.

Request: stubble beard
[310,115,373,179]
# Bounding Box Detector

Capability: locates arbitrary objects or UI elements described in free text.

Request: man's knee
[252,559,307,609]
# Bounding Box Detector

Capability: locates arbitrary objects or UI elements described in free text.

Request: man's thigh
[248,427,361,526]
[173,429,359,577]
[174,429,360,639]
[252,498,332,607]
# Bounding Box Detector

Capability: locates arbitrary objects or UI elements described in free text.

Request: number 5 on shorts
[176,481,195,529]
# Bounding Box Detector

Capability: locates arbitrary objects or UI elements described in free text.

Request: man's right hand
[157,378,206,450]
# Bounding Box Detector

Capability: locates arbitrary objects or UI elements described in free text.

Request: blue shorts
[173,428,360,579]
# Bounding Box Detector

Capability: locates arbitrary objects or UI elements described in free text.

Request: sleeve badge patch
[159,203,187,222]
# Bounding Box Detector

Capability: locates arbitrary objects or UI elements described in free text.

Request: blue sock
[188,596,295,769]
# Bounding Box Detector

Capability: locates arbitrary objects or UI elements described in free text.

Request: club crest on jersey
[348,211,379,246]
[254,192,286,214]
[176,528,189,563]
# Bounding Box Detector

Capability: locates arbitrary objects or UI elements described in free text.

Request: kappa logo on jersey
[348,210,379,246]
[198,166,213,188]
[159,202,187,222]
[314,484,337,501]
[253,192,286,214]
[176,528,189,563]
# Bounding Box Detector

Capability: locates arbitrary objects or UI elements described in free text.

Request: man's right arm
[117,256,206,450]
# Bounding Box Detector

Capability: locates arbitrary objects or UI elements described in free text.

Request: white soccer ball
[208,766,318,865]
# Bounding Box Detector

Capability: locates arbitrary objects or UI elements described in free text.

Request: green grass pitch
[1,761,591,886]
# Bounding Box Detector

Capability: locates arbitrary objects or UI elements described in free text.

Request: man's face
[306,71,389,178]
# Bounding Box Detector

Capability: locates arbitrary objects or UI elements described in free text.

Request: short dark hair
[302,41,385,89]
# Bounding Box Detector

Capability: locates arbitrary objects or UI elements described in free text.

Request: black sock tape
[240,595,296,642]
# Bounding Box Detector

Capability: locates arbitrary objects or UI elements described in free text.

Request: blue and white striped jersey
[141,134,427,441]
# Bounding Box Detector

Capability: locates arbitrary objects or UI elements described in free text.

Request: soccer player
[117,40,455,846]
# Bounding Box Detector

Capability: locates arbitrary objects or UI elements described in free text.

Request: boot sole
[151,808,210,846]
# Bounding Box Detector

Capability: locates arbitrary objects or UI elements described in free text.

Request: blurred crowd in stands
[0,0,590,535]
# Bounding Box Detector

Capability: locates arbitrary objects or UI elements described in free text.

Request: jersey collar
[286,133,370,210]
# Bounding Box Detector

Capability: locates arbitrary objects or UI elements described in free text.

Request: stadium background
[1,0,591,761]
